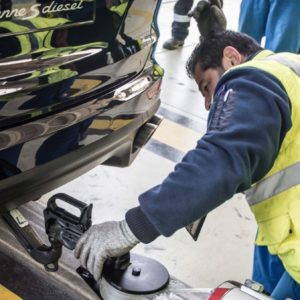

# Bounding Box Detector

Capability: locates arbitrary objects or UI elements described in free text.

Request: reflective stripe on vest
[245,54,300,206]
[266,54,300,76]
[245,161,300,205]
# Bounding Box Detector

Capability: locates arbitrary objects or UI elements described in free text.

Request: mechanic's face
[193,46,244,110]
[194,63,224,110]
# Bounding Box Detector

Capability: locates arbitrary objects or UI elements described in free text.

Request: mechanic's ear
[222,46,243,70]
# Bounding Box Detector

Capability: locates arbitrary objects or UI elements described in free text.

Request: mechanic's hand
[74,220,139,280]
[189,0,227,38]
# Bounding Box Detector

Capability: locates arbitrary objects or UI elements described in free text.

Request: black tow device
[2,193,92,272]
[44,193,93,250]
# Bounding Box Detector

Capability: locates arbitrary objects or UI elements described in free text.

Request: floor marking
[143,106,206,162]
[158,106,206,132]
[152,118,201,153]
[145,139,184,162]
[0,285,22,300]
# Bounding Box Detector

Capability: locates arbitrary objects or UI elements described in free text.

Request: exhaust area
[133,114,163,150]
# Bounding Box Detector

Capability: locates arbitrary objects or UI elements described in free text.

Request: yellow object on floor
[0,284,22,300]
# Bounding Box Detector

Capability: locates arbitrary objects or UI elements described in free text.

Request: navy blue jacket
[126,62,292,243]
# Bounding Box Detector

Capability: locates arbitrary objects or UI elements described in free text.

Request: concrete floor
[1,0,259,296]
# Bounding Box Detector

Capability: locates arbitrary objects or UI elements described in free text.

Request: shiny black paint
[0,0,163,203]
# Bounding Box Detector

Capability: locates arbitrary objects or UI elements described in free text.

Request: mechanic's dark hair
[186,30,263,78]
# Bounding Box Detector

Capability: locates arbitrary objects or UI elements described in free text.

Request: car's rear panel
[0,0,163,210]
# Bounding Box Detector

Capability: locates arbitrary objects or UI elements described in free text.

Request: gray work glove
[189,0,227,38]
[74,220,139,280]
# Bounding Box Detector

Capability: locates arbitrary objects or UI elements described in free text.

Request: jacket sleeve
[126,68,292,243]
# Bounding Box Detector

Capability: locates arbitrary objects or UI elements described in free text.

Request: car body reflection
[0,0,163,210]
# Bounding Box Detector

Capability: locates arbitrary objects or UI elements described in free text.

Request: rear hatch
[0,0,160,129]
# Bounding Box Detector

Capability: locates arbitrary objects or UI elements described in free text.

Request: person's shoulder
[218,66,284,92]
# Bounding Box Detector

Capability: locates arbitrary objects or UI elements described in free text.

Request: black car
[0,0,164,274]
[0,0,163,212]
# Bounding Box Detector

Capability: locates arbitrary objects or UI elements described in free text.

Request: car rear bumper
[0,75,162,212]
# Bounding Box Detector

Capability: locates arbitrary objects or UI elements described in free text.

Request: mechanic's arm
[75,69,291,279]
[126,68,291,242]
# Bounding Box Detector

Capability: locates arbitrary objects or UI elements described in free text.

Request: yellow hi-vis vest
[234,50,300,283]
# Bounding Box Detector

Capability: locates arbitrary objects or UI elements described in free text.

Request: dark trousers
[172,0,194,41]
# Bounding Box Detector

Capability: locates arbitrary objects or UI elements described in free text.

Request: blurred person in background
[163,0,194,50]
[238,0,300,53]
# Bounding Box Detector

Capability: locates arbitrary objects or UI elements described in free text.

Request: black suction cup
[102,252,170,295]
